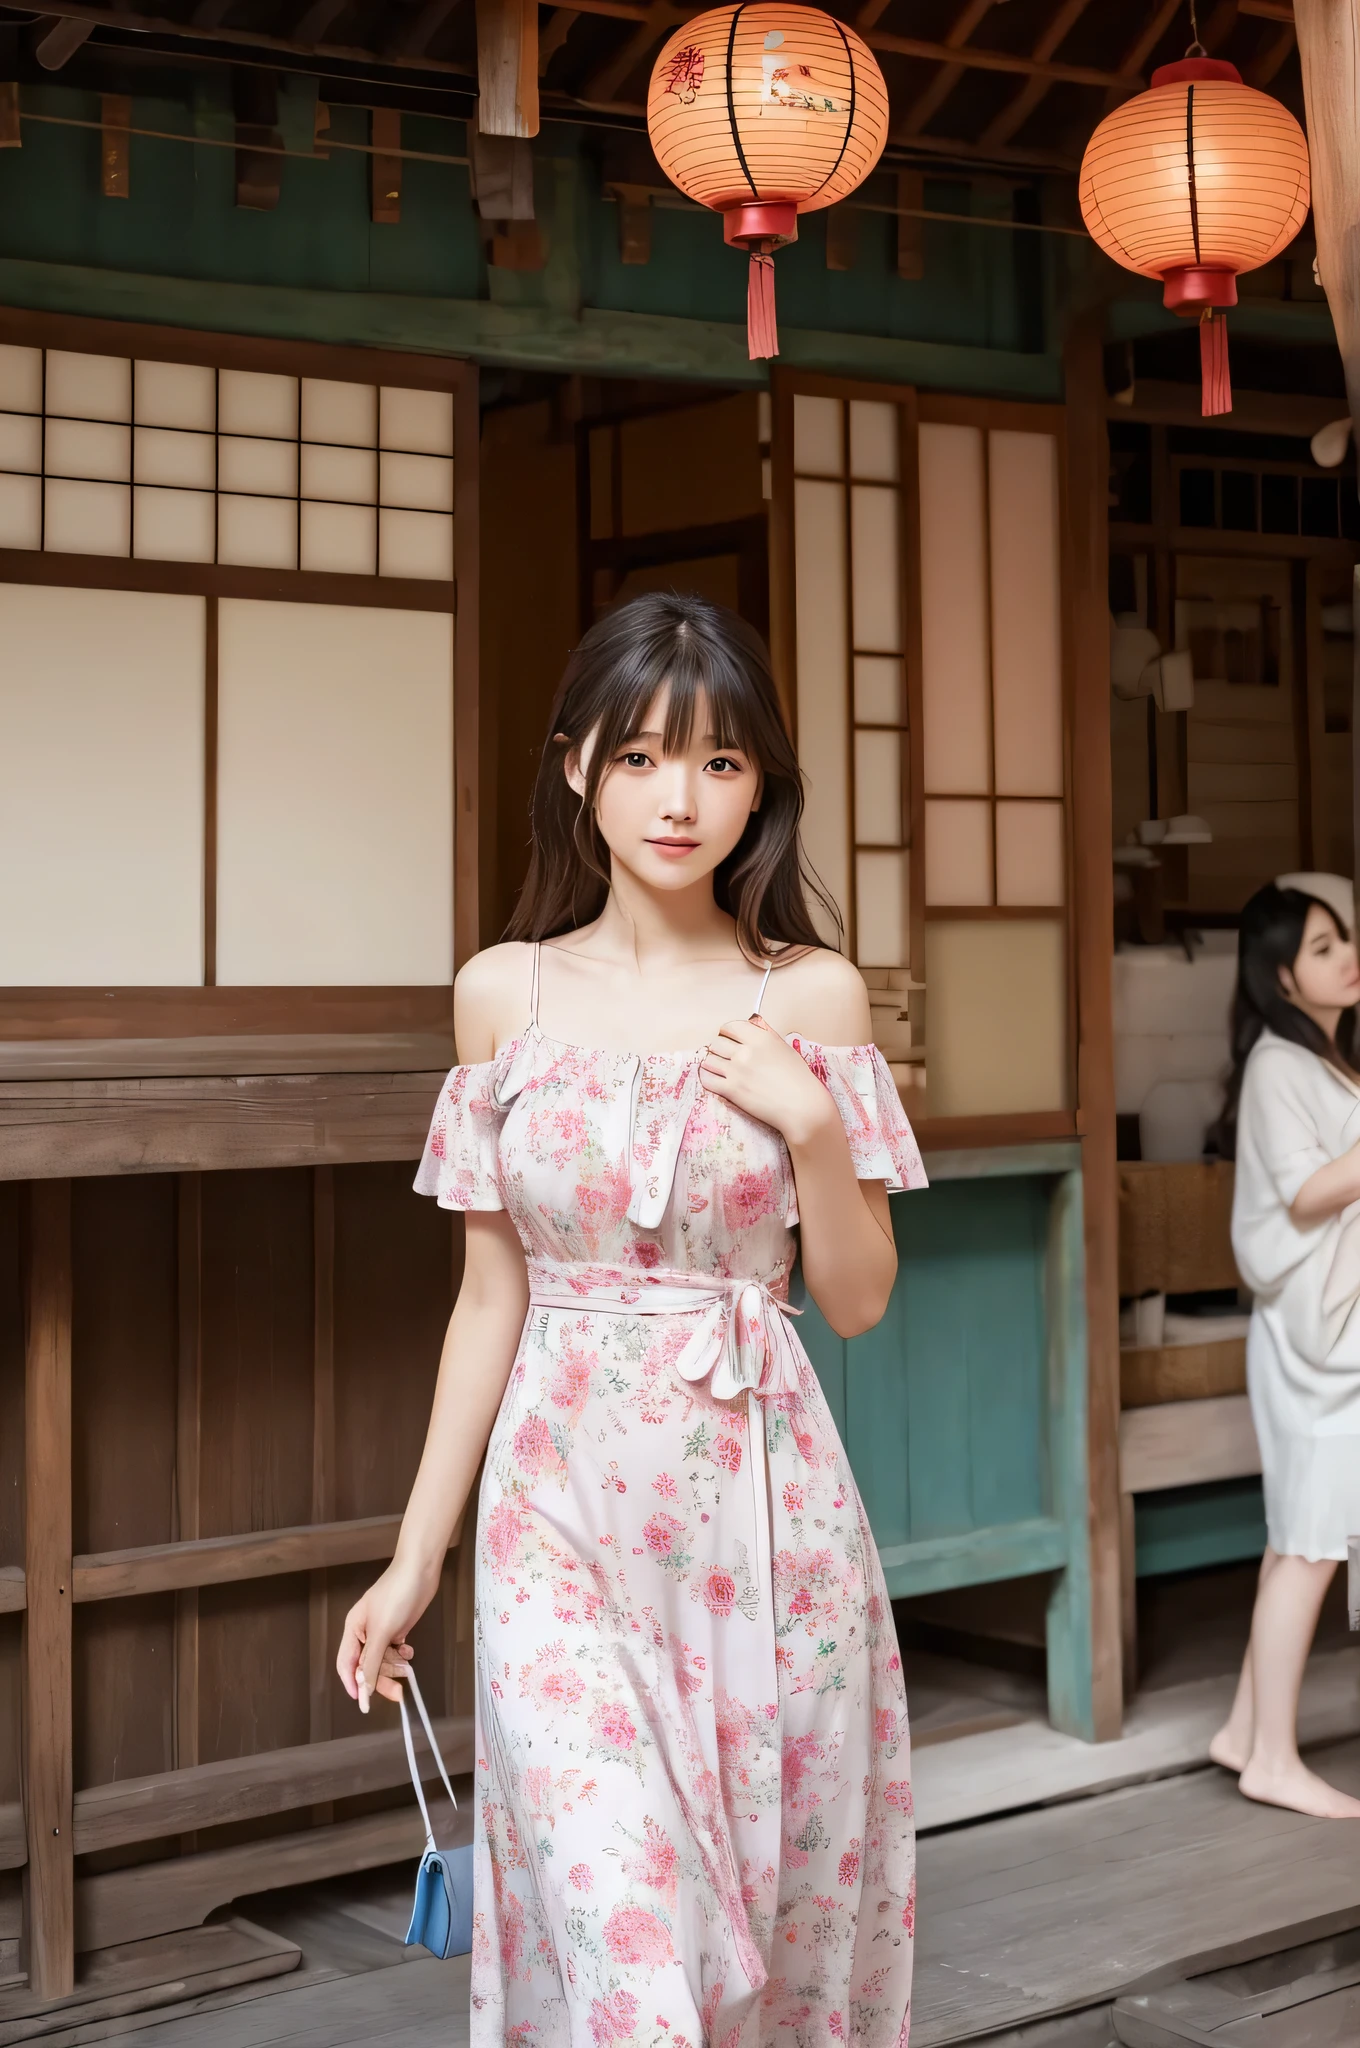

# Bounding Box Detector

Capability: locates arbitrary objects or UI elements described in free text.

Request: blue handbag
[399,1664,474,1960]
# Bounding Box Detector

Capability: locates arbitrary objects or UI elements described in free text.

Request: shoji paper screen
[0,345,455,579]
[918,417,1069,1116]
[780,381,1070,1119]
[216,599,454,984]
[0,584,205,981]
[791,392,910,966]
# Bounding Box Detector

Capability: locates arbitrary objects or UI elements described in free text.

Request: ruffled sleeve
[788,1040,929,1216]
[413,1060,507,1211]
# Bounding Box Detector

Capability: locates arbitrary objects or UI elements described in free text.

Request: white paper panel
[794,476,850,938]
[0,413,41,472]
[135,360,216,431]
[380,451,454,513]
[0,474,40,548]
[134,426,215,490]
[301,378,376,447]
[854,728,902,845]
[854,655,904,726]
[218,435,298,497]
[0,585,204,983]
[45,351,131,422]
[793,394,843,477]
[45,418,131,481]
[301,443,377,503]
[848,399,899,482]
[380,386,453,456]
[218,369,298,440]
[851,484,901,654]
[989,429,1063,796]
[0,345,42,413]
[134,486,216,563]
[300,500,377,575]
[216,598,454,984]
[925,797,992,906]
[996,798,1065,906]
[919,421,990,794]
[856,849,908,967]
[925,918,1067,1115]
[44,479,131,556]
[379,508,453,580]
[218,494,298,570]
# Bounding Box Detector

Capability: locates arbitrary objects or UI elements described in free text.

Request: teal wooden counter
[795,1141,1096,1739]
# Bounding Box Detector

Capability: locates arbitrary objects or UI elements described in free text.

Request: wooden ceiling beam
[1247,21,1297,78]
[867,29,1143,91]
[388,0,461,58]
[581,0,682,106]
[1241,1,1293,19]
[9,2,477,78]
[889,0,997,138]
[539,6,580,71]
[979,0,1094,150]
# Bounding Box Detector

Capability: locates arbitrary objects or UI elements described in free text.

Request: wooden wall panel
[333,1164,450,1521]
[197,1171,314,1767]
[0,1616,19,1812]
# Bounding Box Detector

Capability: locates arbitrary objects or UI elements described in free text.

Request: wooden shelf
[1121,1337,1247,1408]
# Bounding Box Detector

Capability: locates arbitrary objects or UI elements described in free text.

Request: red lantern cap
[1150,56,1241,87]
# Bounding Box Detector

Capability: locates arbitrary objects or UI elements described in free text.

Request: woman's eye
[707,756,742,774]
[621,752,651,768]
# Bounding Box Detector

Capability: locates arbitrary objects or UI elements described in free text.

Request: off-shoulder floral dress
[415,948,926,2047]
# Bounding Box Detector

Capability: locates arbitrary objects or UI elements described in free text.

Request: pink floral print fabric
[415,1025,925,2045]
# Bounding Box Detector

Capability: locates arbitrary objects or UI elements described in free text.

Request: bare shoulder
[762,946,872,1046]
[453,941,536,1063]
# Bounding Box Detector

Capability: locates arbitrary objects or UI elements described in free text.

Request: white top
[1232,1030,1360,1559]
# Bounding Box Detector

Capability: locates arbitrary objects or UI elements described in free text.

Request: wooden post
[476,0,540,138]
[1,81,21,149]
[174,1174,202,1851]
[1063,311,1124,1740]
[22,1180,73,2002]
[309,1166,336,1824]
[1295,4,1360,450]
[825,204,858,272]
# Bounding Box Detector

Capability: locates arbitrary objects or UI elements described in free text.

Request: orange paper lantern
[647,3,889,360]
[1079,57,1309,416]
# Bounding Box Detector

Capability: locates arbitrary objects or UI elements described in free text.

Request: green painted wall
[0,79,1064,391]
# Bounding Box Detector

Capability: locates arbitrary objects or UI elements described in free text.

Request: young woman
[1210,880,1360,1819]
[338,592,923,2043]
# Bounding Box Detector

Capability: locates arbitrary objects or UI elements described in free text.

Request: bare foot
[1237,1757,1360,1818]
[1208,1725,1250,1774]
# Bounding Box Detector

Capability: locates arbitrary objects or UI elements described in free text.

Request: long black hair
[505,590,838,960]
[1214,883,1360,1157]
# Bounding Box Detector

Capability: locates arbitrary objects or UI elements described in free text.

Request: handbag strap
[398,1663,459,1853]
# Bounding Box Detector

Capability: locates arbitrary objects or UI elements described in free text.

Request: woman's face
[568,685,761,895]
[1282,903,1360,1018]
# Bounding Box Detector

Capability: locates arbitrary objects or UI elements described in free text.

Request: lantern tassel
[747,243,778,360]
[1200,310,1232,417]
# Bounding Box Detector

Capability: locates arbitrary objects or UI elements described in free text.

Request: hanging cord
[1185,0,1206,58]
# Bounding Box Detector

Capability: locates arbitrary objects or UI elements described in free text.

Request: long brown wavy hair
[505,591,838,961]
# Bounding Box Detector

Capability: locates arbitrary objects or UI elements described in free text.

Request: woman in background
[1211,881,1360,1818]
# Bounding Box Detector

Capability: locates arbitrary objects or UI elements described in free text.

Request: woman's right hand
[337,1559,432,1710]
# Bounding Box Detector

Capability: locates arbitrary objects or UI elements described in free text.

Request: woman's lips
[647,838,700,857]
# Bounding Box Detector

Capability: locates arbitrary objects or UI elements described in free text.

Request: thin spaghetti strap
[529,942,542,1030]
[753,959,774,1017]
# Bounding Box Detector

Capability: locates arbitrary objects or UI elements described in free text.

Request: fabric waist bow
[526,1260,803,1401]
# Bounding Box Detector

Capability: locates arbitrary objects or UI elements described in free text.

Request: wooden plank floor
[112,1958,469,2047]
[914,1737,1360,2046]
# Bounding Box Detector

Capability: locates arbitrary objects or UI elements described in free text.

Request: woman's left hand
[699,1017,836,1149]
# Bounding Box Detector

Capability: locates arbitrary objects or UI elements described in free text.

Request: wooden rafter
[1247,20,1297,77]
[582,0,682,107]
[890,0,996,139]
[866,28,1144,91]
[388,0,461,58]
[539,6,580,72]
[979,0,1094,151]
